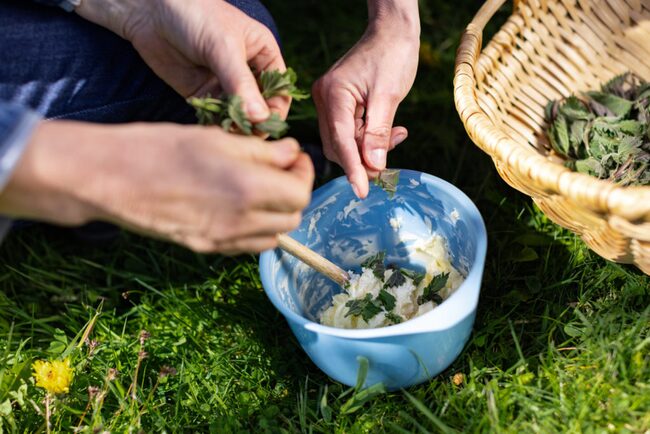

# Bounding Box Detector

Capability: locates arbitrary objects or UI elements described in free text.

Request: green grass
[1,0,649,432]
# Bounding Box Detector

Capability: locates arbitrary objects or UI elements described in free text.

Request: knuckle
[257,25,275,42]
[365,125,392,139]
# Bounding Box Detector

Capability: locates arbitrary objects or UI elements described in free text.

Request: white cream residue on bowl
[389,216,403,231]
[307,210,322,241]
[450,208,460,224]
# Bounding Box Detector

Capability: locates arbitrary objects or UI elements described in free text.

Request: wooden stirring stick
[277,234,349,287]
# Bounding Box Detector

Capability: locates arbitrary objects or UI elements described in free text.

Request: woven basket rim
[453,0,650,222]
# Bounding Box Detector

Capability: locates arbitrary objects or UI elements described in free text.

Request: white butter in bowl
[320,233,464,329]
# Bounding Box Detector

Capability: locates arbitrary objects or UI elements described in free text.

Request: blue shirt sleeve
[0,101,41,241]
[0,102,40,191]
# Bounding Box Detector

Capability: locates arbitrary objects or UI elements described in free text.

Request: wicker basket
[454,0,650,274]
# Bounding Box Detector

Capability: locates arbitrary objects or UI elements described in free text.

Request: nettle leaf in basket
[569,120,588,159]
[559,96,592,120]
[602,72,642,100]
[586,91,634,118]
[544,72,650,186]
[547,114,571,157]
[574,158,605,178]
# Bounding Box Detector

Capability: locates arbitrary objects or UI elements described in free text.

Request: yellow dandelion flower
[32,358,73,394]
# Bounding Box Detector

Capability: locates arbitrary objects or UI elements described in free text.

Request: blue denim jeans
[0,0,280,122]
[0,0,279,238]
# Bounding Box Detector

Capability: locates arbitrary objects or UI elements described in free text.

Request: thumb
[361,95,400,171]
[207,44,270,123]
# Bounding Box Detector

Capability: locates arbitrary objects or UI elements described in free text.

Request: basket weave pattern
[454,0,650,274]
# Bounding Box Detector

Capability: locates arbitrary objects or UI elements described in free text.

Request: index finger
[326,89,369,198]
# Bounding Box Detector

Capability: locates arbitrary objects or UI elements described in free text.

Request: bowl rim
[260,169,488,339]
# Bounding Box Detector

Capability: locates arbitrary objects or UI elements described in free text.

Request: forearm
[367,0,420,37]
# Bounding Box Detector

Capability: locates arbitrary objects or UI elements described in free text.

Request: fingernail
[351,183,361,198]
[390,132,408,147]
[369,148,387,169]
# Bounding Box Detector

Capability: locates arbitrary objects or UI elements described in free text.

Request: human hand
[312,11,419,198]
[0,121,314,254]
[76,0,289,123]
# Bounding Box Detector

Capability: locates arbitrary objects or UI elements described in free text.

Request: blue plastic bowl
[259,170,487,389]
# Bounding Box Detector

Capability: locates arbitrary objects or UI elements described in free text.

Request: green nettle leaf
[345,294,370,317]
[377,289,396,311]
[188,95,224,126]
[260,68,310,101]
[345,294,382,322]
[549,115,571,157]
[189,67,308,138]
[400,268,426,286]
[227,95,253,135]
[559,96,592,120]
[385,312,403,324]
[348,251,453,323]
[575,157,606,178]
[586,91,633,118]
[220,118,233,133]
[617,119,645,136]
[545,72,649,186]
[417,272,449,305]
[569,120,588,159]
[383,268,406,288]
[373,169,400,198]
[361,251,386,279]
[254,113,288,139]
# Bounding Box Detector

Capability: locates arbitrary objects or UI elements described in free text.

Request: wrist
[75,0,148,40]
[367,0,420,39]
[0,121,103,225]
